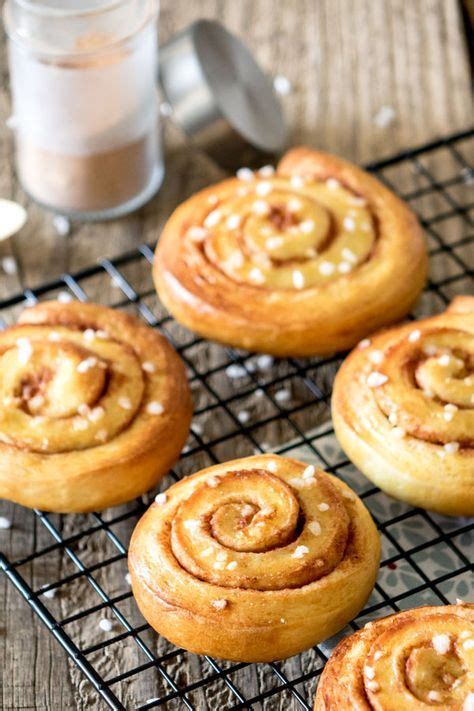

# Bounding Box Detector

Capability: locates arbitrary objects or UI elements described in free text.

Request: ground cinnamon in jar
[5,0,163,219]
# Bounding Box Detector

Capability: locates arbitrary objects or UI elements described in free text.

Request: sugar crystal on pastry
[366,681,380,692]
[341,247,357,262]
[343,216,356,230]
[57,291,73,303]
[187,226,208,242]
[308,520,322,535]
[319,260,335,275]
[226,214,242,229]
[432,632,451,654]
[210,599,228,610]
[292,270,305,289]
[204,209,222,227]
[368,349,385,364]
[88,406,104,422]
[364,665,376,679]
[16,337,32,363]
[146,401,165,415]
[408,328,422,342]
[367,371,388,387]
[290,175,305,188]
[300,219,315,232]
[292,545,310,558]
[256,181,273,197]
[236,167,254,181]
[444,442,460,454]
[252,199,270,215]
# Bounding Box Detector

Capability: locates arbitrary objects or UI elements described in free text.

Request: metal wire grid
[1,129,473,710]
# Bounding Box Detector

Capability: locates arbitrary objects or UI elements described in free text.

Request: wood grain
[1,1,472,709]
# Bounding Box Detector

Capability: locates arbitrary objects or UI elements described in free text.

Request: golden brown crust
[0,301,192,512]
[332,297,474,516]
[128,454,380,662]
[153,147,427,356]
[314,603,474,710]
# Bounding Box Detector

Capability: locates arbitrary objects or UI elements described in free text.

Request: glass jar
[4,0,163,220]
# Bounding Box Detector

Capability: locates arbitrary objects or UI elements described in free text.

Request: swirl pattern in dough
[315,603,474,711]
[332,296,474,516]
[128,454,380,662]
[153,148,427,356]
[0,301,192,512]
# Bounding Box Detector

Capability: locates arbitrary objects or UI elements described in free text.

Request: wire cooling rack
[1,129,473,710]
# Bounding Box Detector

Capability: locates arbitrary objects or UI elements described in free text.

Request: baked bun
[153,148,427,356]
[128,454,380,662]
[315,603,474,710]
[332,296,474,516]
[0,300,192,512]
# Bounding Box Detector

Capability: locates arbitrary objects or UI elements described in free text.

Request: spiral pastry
[0,301,192,512]
[332,296,474,516]
[128,454,380,662]
[153,148,427,356]
[315,603,474,711]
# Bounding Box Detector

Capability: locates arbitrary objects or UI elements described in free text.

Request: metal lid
[159,19,288,167]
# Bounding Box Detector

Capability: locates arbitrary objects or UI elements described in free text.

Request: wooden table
[1,1,472,709]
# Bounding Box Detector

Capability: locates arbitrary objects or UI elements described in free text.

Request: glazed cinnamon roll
[332,297,474,516]
[0,301,192,512]
[153,148,427,356]
[128,454,380,662]
[315,603,474,710]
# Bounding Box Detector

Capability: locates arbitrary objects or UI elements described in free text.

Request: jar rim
[4,0,159,57]
[7,0,135,19]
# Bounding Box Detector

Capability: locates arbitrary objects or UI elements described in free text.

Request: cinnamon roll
[128,454,380,662]
[332,297,474,516]
[0,301,192,512]
[315,603,474,710]
[153,148,427,356]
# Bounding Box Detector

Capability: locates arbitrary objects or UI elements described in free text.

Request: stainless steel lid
[159,19,288,167]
